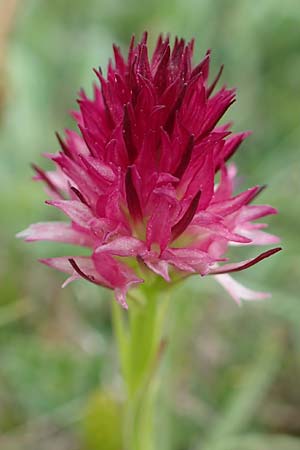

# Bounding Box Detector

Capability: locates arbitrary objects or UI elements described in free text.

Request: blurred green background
[0,0,299,449]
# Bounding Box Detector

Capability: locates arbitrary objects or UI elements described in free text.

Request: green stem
[112,282,171,450]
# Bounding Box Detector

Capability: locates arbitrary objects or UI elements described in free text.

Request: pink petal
[208,186,261,216]
[31,164,63,199]
[179,146,214,210]
[213,164,234,202]
[238,205,278,222]
[191,218,251,244]
[233,227,280,246]
[89,217,129,242]
[17,222,93,246]
[172,191,201,241]
[214,131,251,171]
[92,252,143,307]
[39,166,69,193]
[39,256,109,287]
[146,187,179,252]
[78,154,116,185]
[125,166,143,221]
[214,273,271,304]
[199,87,236,137]
[51,152,103,202]
[143,258,170,281]
[207,64,223,97]
[95,236,145,256]
[173,134,195,179]
[162,247,213,275]
[46,200,94,228]
[62,274,80,288]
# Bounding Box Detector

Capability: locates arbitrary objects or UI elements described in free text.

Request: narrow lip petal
[144,259,170,282]
[115,276,144,309]
[214,273,271,305]
[208,247,282,275]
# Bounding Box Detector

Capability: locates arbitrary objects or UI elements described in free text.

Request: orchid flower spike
[17,33,281,308]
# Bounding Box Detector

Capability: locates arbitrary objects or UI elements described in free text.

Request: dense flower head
[18,33,281,308]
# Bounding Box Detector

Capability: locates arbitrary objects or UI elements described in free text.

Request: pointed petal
[62,274,79,288]
[233,227,280,246]
[173,134,195,179]
[214,131,251,171]
[162,247,213,275]
[46,200,93,228]
[213,164,234,202]
[208,186,261,216]
[123,103,137,164]
[95,236,145,256]
[214,274,271,304]
[239,205,278,222]
[16,222,93,246]
[39,256,109,287]
[93,252,143,307]
[191,219,251,244]
[143,258,170,281]
[172,191,201,241]
[146,187,179,252]
[207,64,224,97]
[31,164,63,198]
[209,247,281,275]
[125,166,143,221]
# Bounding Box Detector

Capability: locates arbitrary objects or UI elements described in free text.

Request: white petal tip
[16,230,28,239]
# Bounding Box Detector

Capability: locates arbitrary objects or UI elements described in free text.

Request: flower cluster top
[18,33,280,307]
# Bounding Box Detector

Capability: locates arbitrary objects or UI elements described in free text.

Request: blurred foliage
[0,0,299,449]
[82,390,123,450]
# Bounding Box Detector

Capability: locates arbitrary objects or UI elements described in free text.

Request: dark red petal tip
[249,184,267,202]
[70,186,89,206]
[125,167,143,222]
[55,132,72,158]
[207,64,224,97]
[210,247,282,275]
[31,163,62,198]
[174,134,195,179]
[68,258,98,284]
[123,104,137,163]
[171,190,201,241]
